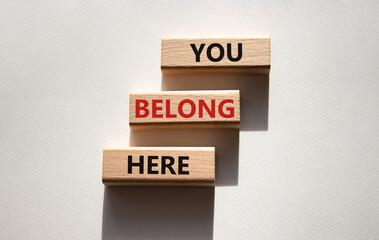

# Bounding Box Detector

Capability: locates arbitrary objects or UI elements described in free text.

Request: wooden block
[103,147,215,186]
[161,36,270,74]
[129,90,240,129]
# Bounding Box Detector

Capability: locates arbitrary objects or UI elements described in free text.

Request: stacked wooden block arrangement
[103,37,271,186]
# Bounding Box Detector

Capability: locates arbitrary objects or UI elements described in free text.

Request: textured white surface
[1,1,378,239]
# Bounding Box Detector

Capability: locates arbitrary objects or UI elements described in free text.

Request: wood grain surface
[161,37,270,74]
[103,147,215,186]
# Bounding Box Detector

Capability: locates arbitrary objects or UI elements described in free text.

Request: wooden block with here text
[102,147,215,186]
[161,36,270,74]
[129,90,240,129]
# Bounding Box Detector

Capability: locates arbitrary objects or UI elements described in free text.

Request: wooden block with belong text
[161,36,270,74]
[103,147,215,186]
[129,90,240,129]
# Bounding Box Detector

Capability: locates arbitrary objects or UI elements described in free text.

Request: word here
[102,147,215,186]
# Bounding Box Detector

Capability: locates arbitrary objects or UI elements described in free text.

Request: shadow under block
[129,90,240,129]
[103,147,215,186]
[161,36,270,74]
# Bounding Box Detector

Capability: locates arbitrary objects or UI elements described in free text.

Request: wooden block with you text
[129,90,240,129]
[103,147,215,186]
[161,36,270,74]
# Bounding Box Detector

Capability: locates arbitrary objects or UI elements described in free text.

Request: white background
[1,1,378,239]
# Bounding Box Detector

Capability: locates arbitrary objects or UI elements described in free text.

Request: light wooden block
[161,36,270,74]
[103,147,215,186]
[129,90,240,129]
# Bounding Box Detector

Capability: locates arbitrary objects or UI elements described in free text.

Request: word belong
[135,99,235,119]
[129,91,240,129]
